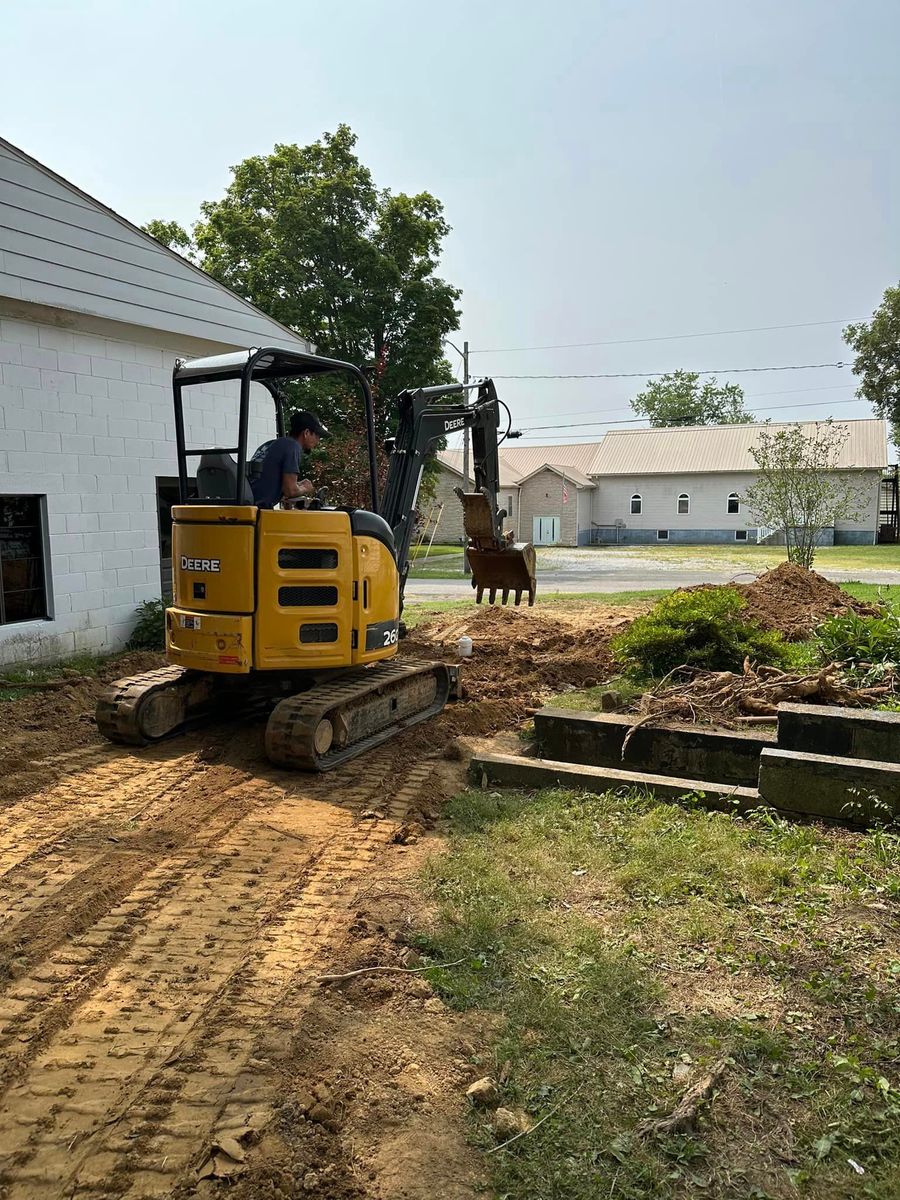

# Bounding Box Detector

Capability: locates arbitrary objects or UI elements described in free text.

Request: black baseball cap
[289,410,328,438]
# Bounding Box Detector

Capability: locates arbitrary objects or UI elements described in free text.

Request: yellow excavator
[96,347,537,770]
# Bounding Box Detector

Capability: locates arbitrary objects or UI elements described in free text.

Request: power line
[492,361,846,381]
[468,319,860,356]
[510,383,856,425]
[511,395,873,437]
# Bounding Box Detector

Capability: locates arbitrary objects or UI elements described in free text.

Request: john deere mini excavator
[96,347,537,770]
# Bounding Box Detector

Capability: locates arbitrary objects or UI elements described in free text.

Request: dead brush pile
[636,658,896,725]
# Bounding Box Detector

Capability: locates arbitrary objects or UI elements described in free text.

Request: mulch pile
[732,562,880,640]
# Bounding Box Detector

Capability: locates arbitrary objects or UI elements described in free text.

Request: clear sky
[3,0,899,445]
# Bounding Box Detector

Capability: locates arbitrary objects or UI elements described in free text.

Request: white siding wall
[0,314,277,664]
[592,471,881,535]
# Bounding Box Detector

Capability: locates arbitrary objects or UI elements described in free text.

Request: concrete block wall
[0,315,276,664]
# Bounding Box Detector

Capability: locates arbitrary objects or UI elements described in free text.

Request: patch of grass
[0,651,126,701]
[408,542,462,560]
[548,674,648,712]
[417,788,900,1199]
[402,590,667,630]
[607,544,900,572]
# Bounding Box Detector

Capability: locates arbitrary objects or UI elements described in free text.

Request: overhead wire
[490,361,846,380]
[467,318,862,355]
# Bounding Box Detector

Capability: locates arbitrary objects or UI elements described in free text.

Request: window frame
[630,493,642,515]
[727,492,740,515]
[734,529,749,542]
[656,529,669,541]
[677,492,690,515]
[0,494,52,626]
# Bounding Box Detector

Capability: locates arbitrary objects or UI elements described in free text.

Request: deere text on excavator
[96,347,537,769]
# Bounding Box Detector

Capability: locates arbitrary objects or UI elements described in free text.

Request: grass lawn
[408,542,462,561]
[599,544,900,573]
[417,787,900,1199]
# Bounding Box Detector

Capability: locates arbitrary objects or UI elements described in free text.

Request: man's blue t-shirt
[250,436,303,508]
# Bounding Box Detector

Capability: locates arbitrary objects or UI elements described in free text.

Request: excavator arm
[381,378,537,607]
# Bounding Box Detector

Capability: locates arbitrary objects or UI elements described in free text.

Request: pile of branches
[634,659,897,726]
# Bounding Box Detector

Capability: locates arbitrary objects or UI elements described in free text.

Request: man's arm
[280,472,314,500]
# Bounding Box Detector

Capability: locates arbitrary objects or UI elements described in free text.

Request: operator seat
[197,453,253,503]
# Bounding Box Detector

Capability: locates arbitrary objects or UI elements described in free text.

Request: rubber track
[266,660,451,771]
[95,666,190,745]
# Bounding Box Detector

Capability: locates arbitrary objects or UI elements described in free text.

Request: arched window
[630,493,642,515]
[677,493,690,515]
[727,492,740,515]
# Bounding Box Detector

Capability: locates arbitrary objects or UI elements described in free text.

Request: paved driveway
[405,546,900,601]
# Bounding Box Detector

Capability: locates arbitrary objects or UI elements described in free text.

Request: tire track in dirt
[0,742,438,1198]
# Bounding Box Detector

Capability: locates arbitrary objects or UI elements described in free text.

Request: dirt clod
[466,1076,499,1107]
[492,1107,531,1140]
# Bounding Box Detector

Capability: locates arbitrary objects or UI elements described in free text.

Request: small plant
[815,607,900,672]
[127,598,166,651]
[611,587,791,676]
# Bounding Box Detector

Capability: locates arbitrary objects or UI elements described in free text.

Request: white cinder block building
[436,419,889,548]
[0,137,311,665]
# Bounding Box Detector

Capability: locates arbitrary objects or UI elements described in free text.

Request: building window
[735,529,749,542]
[1,496,49,625]
[727,492,740,514]
[657,529,669,541]
[630,493,642,514]
[677,493,690,515]
[505,494,515,517]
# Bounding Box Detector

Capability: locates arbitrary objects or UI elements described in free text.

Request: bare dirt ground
[0,602,637,1200]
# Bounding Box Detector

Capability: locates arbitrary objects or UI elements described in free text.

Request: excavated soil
[733,562,880,640]
[0,601,633,1199]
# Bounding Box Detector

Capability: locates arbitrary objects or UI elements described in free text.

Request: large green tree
[143,126,461,506]
[631,369,754,426]
[844,284,900,442]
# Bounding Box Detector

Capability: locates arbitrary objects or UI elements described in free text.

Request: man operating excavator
[250,410,328,509]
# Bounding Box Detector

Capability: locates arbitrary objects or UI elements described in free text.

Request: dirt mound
[734,562,879,640]
[405,602,634,725]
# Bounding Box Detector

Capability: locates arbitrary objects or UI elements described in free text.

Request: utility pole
[461,340,470,489]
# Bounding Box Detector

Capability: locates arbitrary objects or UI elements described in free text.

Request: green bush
[815,607,900,670]
[127,598,166,651]
[611,586,791,677]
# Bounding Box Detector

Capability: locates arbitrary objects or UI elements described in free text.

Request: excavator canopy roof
[173,346,366,387]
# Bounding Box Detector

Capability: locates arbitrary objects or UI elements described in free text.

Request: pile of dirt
[405,602,634,730]
[734,562,880,640]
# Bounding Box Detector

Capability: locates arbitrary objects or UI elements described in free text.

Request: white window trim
[677,493,690,515]
[630,493,642,515]
[727,492,740,515]
[657,529,669,541]
[734,529,749,542]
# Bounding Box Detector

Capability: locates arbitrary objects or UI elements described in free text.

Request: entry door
[532,515,560,545]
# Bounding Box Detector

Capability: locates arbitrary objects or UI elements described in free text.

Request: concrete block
[759,747,900,825]
[57,351,92,374]
[535,708,771,787]
[777,702,900,764]
[3,362,42,390]
[90,356,123,380]
[21,345,58,370]
[0,341,23,365]
[75,374,109,397]
[470,752,760,814]
[40,369,76,393]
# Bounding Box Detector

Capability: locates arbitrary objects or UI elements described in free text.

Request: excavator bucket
[456,489,537,606]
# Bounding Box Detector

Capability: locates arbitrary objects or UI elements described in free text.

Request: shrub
[127,598,166,651]
[815,607,900,671]
[611,587,791,677]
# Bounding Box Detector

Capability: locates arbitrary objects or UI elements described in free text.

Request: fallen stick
[0,676,86,691]
[636,1060,727,1139]
[316,957,466,984]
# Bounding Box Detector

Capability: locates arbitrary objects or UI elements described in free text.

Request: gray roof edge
[0,135,313,351]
